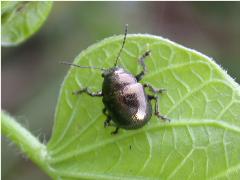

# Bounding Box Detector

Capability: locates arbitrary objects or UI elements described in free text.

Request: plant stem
[1,110,56,179]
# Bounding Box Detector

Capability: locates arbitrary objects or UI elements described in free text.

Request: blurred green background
[2,2,240,179]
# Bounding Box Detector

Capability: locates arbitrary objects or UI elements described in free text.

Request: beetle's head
[102,67,124,78]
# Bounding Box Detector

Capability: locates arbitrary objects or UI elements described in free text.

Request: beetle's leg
[135,50,151,81]
[73,88,103,97]
[145,83,170,121]
[103,108,111,127]
[104,116,112,127]
[103,107,119,133]
[143,83,166,94]
[104,117,116,128]
[103,107,108,116]
[102,108,116,128]
[111,127,120,135]
[103,107,109,127]
[148,95,170,122]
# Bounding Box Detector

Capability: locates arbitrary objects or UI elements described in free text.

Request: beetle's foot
[104,121,110,128]
[155,113,171,122]
[104,118,114,128]
[157,88,167,94]
[111,127,119,135]
[72,91,78,95]
[72,88,87,95]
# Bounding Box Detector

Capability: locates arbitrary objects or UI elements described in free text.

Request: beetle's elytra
[61,25,170,134]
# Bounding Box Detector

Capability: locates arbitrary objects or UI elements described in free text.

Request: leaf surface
[1,1,52,46]
[47,35,240,179]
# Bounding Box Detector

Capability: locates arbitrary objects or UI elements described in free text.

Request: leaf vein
[49,120,240,164]
[167,149,194,180]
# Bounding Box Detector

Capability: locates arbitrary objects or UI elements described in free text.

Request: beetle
[61,24,170,134]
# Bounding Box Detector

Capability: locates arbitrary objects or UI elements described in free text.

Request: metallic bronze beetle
[62,25,169,134]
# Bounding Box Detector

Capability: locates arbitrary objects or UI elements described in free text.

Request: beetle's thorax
[102,67,137,92]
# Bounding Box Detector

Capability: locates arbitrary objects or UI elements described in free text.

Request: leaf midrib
[52,163,240,180]
[48,119,240,164]
[53,169,156,180]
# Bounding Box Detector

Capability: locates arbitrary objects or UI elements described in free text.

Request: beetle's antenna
[114,24,128,67]
[60,61,106,71]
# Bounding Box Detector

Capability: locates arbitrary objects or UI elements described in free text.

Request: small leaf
[1,1,53,46]
[47,35,240,179]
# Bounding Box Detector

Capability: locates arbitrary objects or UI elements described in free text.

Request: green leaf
[47,35,240,179]
[1,1,53,46]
